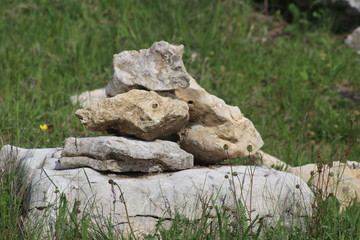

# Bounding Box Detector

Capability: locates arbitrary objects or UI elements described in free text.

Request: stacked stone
[63,41,264,173]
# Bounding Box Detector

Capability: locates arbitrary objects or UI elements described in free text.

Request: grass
[0,0,359,239]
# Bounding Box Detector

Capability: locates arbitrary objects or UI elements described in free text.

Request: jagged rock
[75,89,189,140]
[175,78,263,164]
[106,41,191,97]
[175,78,244,126]
[70,88,107,108]
[287,161,360,209]
[345,26,360,52]
[60,136,194,173]
[0,145,314,237]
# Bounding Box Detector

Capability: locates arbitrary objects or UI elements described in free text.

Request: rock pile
[2,41,359,237]
[70,41,264,170]
[68,41,360,211]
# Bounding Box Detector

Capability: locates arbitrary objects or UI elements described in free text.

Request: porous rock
[288,161,360,209]
[70,88,107,108]
[75,89,189,140]
[0,145,314,237]
[60,136,194,173]
[175,78,264,163]
[175,78,243,126]
[106,41,191,96]
[179,121,262,164]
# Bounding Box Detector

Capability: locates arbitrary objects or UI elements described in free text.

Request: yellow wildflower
[40,124,48,131]
[319,51,327,61]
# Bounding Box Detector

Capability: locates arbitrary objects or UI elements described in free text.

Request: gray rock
[0,145,314,237]
[60,136,194,172]
[345,26,360,52]
[75,89,189,140]
[106,41,191,96]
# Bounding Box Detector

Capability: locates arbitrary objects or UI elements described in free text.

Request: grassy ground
[0,0,359,239]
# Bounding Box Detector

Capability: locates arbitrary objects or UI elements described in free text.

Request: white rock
[0,145,314,237]
[175,78,264,163]
[70,88,107,108]
[345,27,360,52]
[60,136,194,173]
[106,41,191,96]
[75,89,189,140]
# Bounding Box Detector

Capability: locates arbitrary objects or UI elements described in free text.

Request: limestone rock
[106,41,191,97]
[70,88,107,108]
[75,89,189,140]
[345,27,360,52]
[175,78,263,164]
[175,78,243,126]
[60,136,194,173]
[287,161,360,209]
[179,122,262,164]
[0,145,314,237]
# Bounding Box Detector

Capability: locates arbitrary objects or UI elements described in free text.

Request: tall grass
[0,0,359,239]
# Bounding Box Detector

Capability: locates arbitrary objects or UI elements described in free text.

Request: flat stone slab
[0,145,314,237]
[60,136,194,173]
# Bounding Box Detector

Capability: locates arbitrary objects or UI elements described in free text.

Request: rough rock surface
[179,122,263,164]
[75,89,189,140]
[175,78,244,126]
[60,136,194,173]
[70,88,107,108]
[0,145,314,237]
[175,78,264,164]
[106,41,191,97]
[287,161,360,209]
[345,26,360,52]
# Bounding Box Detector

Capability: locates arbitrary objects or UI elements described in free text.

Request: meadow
[0,0,359,239]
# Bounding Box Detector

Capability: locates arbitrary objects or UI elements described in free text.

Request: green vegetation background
[1,0,359,166]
